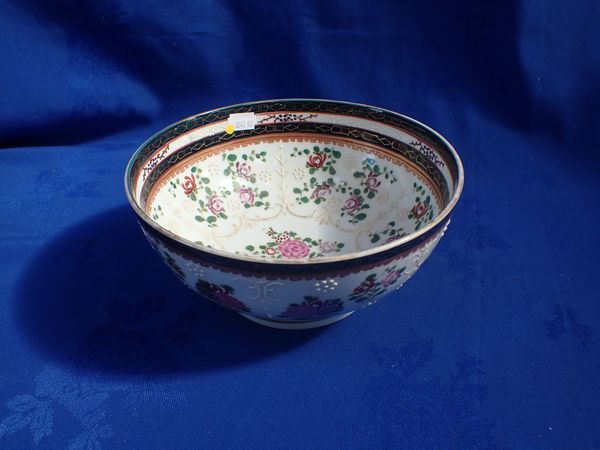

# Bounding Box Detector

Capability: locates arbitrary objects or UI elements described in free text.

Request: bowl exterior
[138,217,450,325]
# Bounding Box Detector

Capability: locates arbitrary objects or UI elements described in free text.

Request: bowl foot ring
[239,311,355,330]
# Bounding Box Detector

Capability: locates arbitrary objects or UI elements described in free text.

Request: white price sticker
[226,113,256,133]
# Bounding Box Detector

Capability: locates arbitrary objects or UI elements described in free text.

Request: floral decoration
[290,151,398,224]
[166,153,272,227]
[369,221,407,244]
[349,265,406,303]
[279,296,344,321]
[195,279,250,312]
[408,182,435,230]
[245,228,344,259]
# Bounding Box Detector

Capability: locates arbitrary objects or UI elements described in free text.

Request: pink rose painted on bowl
[238,188,255,205]
[412,202,428,218]
[278,239,310,259]
[311,183,331,200]
[208,195,225,215]
[344,194,362,213]
[307,152,327,169]
[366,172,381,191]
[319,241,337,254]
[264,247,277,256]
[182,175,196,195]
[235,161,252,178]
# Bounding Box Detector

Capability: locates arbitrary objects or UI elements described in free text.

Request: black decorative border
[138,121,449,207]
[129,100,460,190]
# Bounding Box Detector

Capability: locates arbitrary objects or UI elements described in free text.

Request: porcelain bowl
[125,99,463,329]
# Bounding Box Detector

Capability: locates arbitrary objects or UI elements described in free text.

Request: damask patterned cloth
[1,1,599,449]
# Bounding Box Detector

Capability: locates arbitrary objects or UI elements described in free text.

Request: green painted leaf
[242,154,248,160]
[191,167,197,172]
[201,178,210,184]
[332,150,341,158]
[329,167,336,175]
[227,154,237,161]
[367,191,375,199]
[356,213,367,221]
[301,197,309,203]
[303,148,310,154]
[254,201,264,207]
[260,191,268,198]
[223,168,231,176]
[245,245,255,251]
[195,215,204,222]
[353,188,361,195]
[189,193,197,201]
[244,203,251,208]
[207,216,217,223]
[219,212,227,219]
[293,187,302,194]
[371,234,380,243]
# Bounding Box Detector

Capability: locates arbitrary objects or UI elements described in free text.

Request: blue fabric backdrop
[1,1,599,448]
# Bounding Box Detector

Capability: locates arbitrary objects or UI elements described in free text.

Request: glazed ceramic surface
[125,99,463,329]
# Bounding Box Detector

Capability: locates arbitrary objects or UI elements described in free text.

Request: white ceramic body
[125,100,463,329]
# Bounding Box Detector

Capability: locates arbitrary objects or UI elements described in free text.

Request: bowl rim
[124,98,464,265]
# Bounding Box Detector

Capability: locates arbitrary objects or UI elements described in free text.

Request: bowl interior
[128,100,461,261]
[146,136,440,258]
